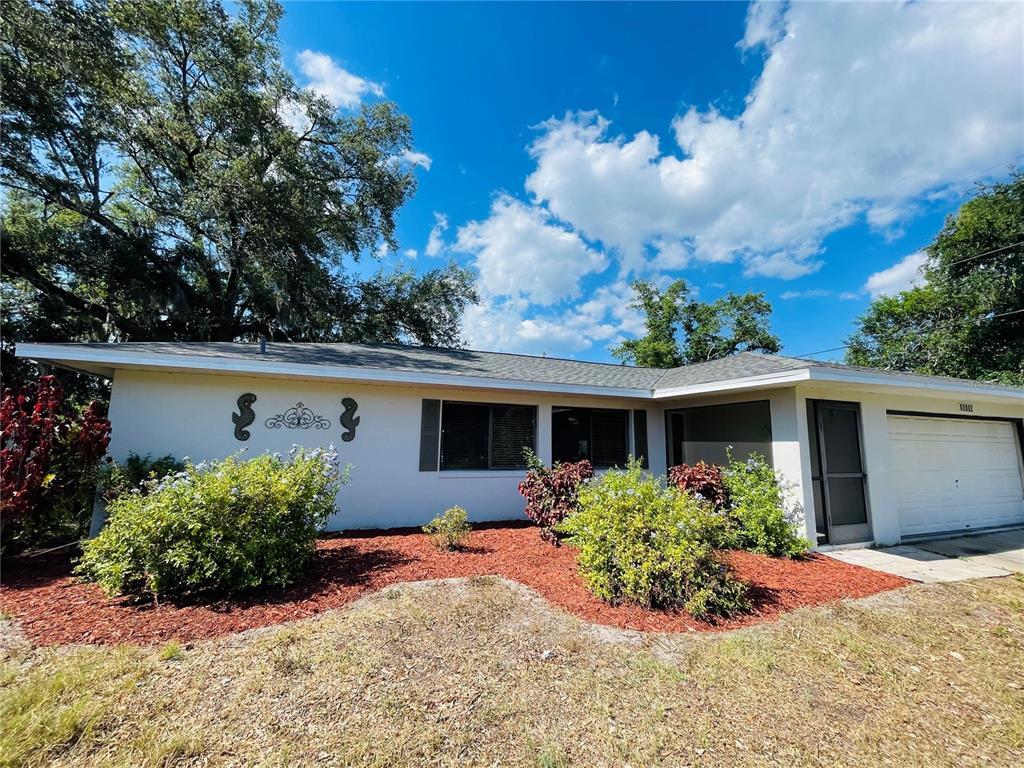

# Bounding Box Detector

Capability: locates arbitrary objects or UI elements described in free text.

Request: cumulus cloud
[296,50,383,109]
[402,248,418,259]
[400,150,433,170]
[455,195,608,306]
[425,212,448,257]
[864,252,928,299]
[524,1,1023,278]
[460,280,645,357]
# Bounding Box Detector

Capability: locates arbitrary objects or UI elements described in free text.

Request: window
[439,402,536,470]
[552,407,629,468]
[667,400,773,468]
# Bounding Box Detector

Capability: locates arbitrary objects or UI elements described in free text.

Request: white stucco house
[16,341,1024,549]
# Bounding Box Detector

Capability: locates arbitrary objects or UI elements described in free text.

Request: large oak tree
[845,172,1023,385]
[1,0,476,352]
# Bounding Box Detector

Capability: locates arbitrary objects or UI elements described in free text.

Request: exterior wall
[656,387,813,541]
[107,369,661,530]
[794,383,1024,546]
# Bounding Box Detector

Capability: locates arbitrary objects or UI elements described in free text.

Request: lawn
[2,573,1023,767]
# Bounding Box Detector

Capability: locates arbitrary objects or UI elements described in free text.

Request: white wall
[795,383,1024,546]
[107,370,660,530]
[656,388,813,540]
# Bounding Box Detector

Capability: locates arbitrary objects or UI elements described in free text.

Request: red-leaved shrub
[668,461,728,511]
[518,451,594,544]
[1,375,111,552]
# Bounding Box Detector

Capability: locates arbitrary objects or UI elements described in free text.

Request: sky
[276,0,1024,363]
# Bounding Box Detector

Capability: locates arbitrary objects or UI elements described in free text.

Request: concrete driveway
[826,528,1024,583]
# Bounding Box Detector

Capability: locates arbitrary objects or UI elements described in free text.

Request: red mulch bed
[0,523,909,647]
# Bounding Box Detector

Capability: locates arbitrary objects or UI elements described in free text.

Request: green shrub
[98,452,185,503]
[722,452,810,558]
[422,506,472,551]
[76,448,346,601]
[558,460,749,618]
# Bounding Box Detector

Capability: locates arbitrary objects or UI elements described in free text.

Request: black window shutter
[419,399,441,471]
[591,409,629,468]
[633,409,649,468]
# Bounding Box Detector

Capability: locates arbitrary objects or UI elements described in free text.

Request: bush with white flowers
[77,447,347,601]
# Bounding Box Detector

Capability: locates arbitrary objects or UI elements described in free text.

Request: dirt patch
[0,522,908,646]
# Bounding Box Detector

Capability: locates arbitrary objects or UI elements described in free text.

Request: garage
[888,414,1024,539]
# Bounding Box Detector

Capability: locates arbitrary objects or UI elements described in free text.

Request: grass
[1,575,1022,767]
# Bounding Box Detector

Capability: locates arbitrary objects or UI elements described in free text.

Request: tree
[1,0,476,353]
[611,279,781,368]
[845,171,1024,385]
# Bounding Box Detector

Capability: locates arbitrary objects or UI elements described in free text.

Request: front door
[808,400,871,545]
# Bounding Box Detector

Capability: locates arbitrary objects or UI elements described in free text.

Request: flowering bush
[518,449,594,543]
[0,376,110,552]
[667,461,729,511]
[76,447,347,601]
[558,460,749,618]
[98,452,185,503]
[721,451,810,558]
[423,506,472,551]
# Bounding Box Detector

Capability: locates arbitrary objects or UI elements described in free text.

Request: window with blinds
[552,407,629,468]
[439,402,536,470]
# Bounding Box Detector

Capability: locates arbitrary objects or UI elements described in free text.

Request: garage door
[888,415,1024,538]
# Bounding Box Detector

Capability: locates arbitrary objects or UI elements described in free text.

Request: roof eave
[13,343,655,400]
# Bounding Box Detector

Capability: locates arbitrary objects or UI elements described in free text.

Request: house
[16,341,1024,548]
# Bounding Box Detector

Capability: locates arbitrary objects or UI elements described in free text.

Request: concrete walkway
[826,528,1024,583]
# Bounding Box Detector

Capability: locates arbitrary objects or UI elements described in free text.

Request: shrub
[721,452,810,558]
[422,506,472,551]
[0,376,110,552]
[518,449,594,543]
[75,448,346,601]
[558,460,749,618]
[668,461,729,511]
[99,452,185,503]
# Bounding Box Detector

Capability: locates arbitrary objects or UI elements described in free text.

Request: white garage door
[888,415,1024,538]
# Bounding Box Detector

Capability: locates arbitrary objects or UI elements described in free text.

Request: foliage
[76,448,346,600]
[611,279,781,367]
[846,170,1024,385]
[0,0,476,350]
[422,506,472,551]
[721,452,810,558]
[667,461,729,512]
[558,460,749,618]
[518,449,594,544]
[0,375,110,552]
[98,452,185,503]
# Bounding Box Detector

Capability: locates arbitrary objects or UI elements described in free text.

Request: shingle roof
[17,342,1024,396]
[44,341,668,391]
[650,353,809,389]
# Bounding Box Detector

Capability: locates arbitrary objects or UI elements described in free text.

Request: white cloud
[400,150,433,170]
[402,248,418,259]
[455,195,608,306]
[460,280,645,358]
[779,289,833,300]
[296,50,383,109]
[524,1,1023,278]
[425,212,448,257]
[374,242,391,259]
[864,251,928,299]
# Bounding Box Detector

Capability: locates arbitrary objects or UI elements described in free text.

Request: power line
[942,240,1024,269]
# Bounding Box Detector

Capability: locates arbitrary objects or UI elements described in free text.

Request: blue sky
[277,1,1023,363]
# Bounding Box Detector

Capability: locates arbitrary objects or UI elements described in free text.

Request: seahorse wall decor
[232,393,257,441]
[340,397,360,442]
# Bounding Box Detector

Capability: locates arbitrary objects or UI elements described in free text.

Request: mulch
[0,523,909,647]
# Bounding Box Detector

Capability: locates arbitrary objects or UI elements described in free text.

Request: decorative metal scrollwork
[232,393,257,441]
[340,397,360,442]
[264,402,331,430]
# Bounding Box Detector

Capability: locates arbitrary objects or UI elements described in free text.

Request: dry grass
[1,574,1022,767]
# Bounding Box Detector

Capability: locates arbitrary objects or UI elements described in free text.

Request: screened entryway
[665,400,773,468]
[807,400,871,545]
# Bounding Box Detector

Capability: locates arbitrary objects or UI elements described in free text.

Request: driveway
[826,528,1024,583]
